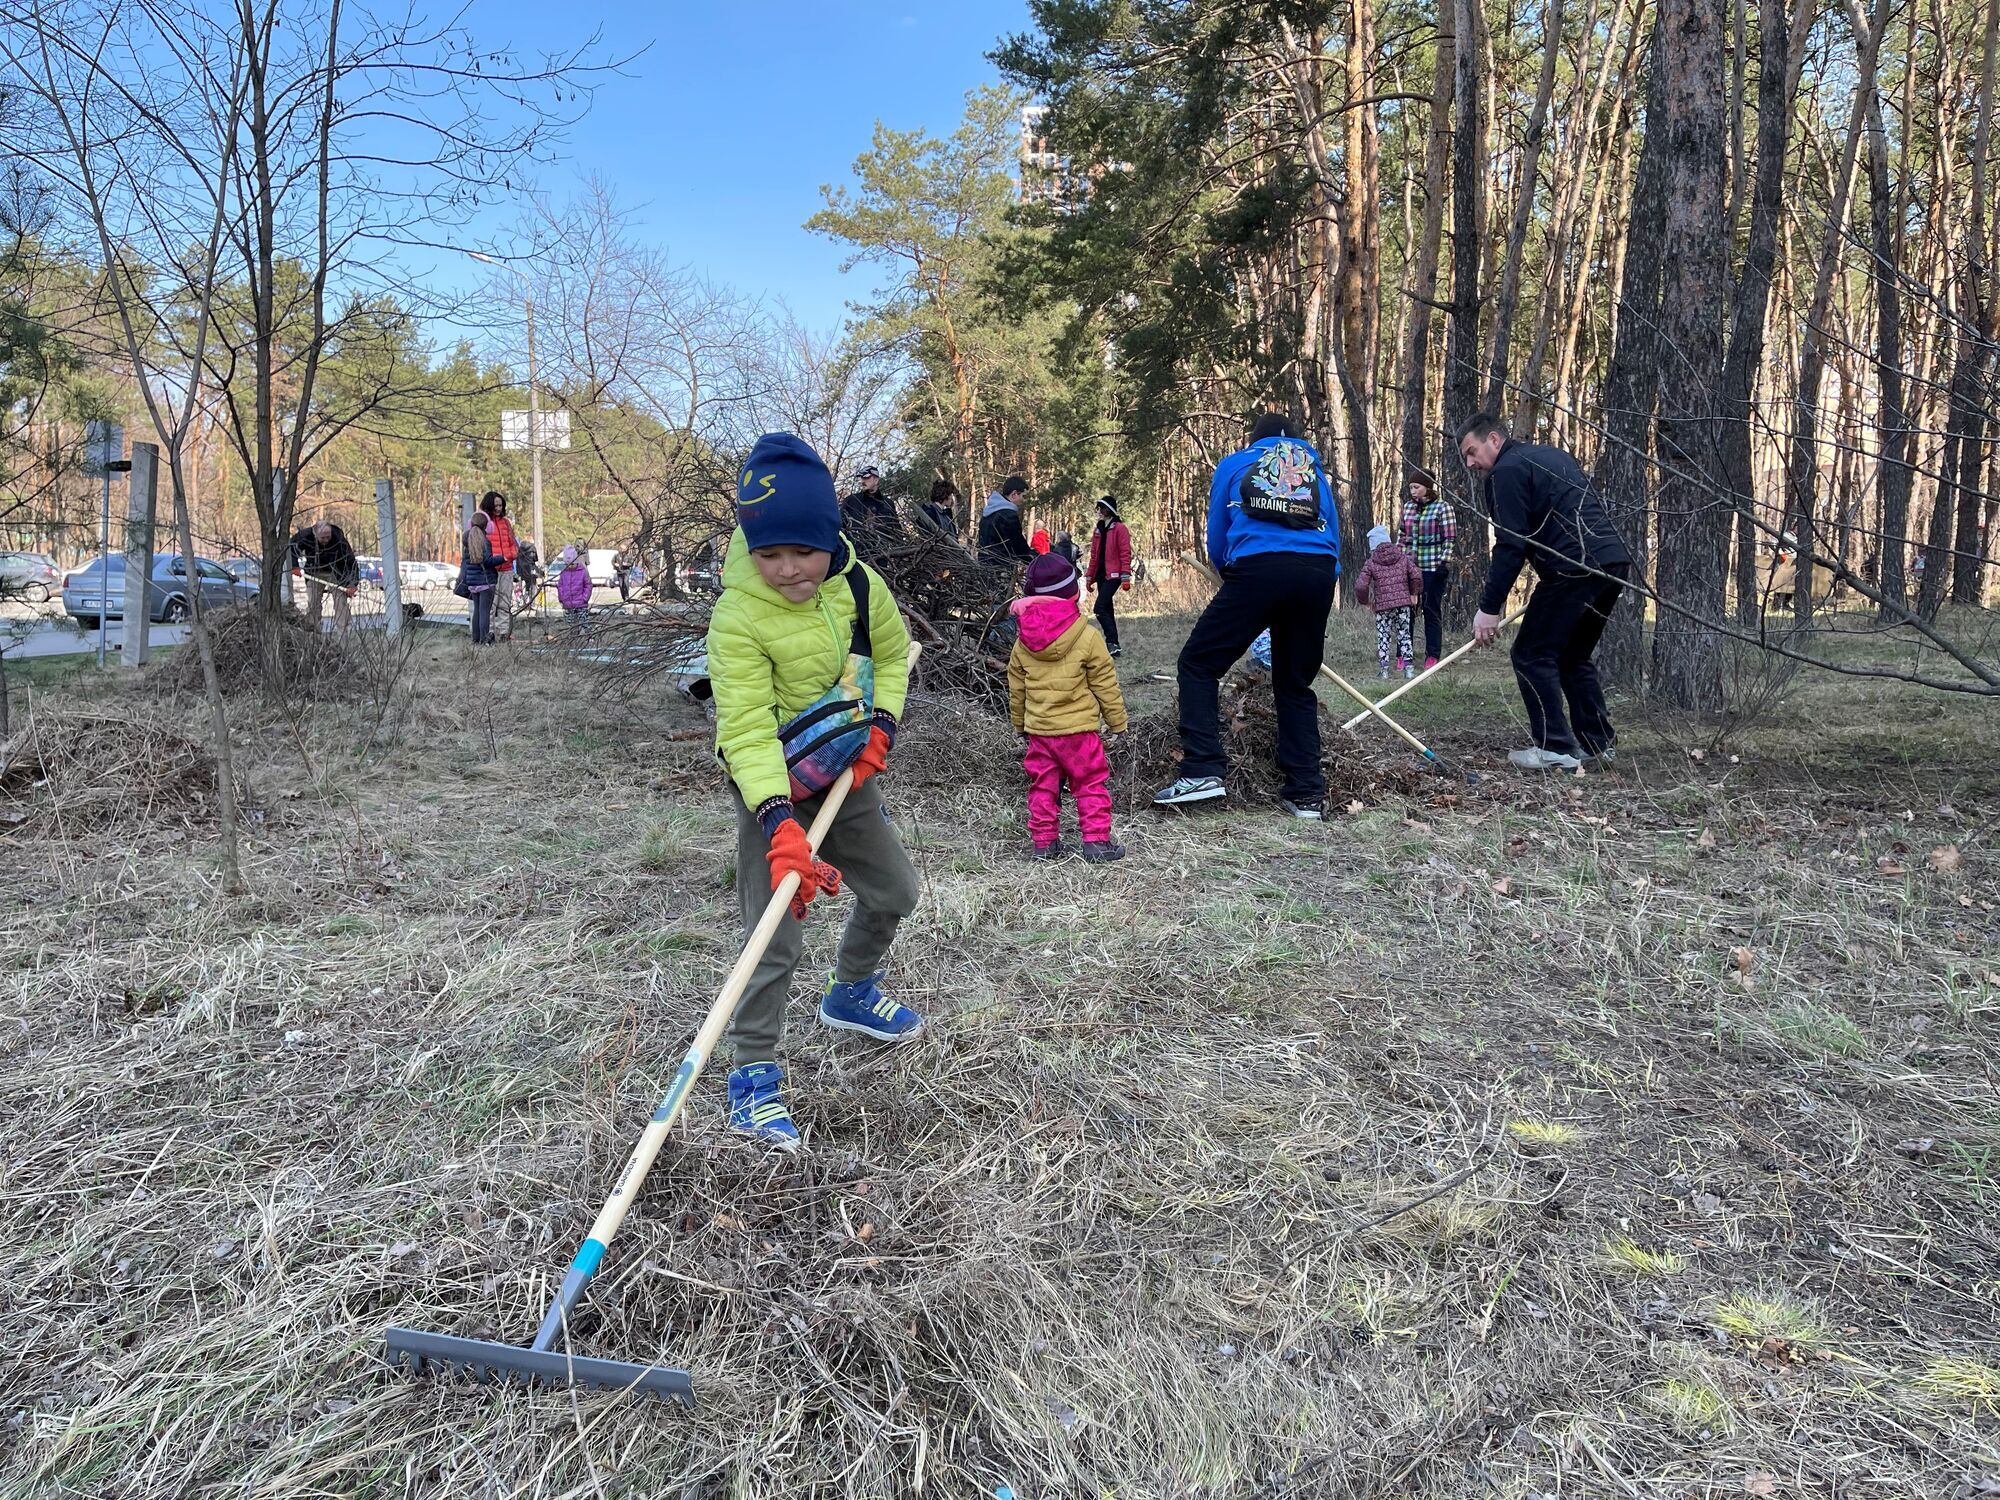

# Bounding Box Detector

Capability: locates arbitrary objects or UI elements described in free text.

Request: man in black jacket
[841,466,902,554]
[1456,413,1632,771]
[288,518,360,631]
[977,475,1036,564]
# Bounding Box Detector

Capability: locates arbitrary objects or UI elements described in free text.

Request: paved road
[4,618,192,660]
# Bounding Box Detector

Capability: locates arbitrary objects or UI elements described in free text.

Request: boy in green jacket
[704,432,922,1151]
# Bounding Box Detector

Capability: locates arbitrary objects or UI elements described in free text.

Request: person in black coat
[1456,412,1633,771]
[978,475,1036,564]
[914,479,960,539]
[288,518,359,631]
[841,466,902,553]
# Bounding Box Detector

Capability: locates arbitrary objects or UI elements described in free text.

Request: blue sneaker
[726,1062,802,1152]
[817,971,923,1043]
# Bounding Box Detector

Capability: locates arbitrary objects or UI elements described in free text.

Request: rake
[1336,606,1524,732]
[384,761,867,1406]
[1318,661,1460,777]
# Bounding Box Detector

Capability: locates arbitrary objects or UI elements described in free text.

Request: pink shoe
[1423,656,1439,670]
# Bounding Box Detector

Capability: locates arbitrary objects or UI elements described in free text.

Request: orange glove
[849,725,892,789]
[766,818,842,919]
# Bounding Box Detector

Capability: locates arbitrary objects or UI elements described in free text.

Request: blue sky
[450,0,1033,331]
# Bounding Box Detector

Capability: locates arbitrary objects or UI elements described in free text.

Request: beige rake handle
[530,642,919,1353]
[1318,661,1443,765]
[1338,604,1525,732]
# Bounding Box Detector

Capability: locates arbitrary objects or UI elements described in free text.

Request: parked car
[356,555,385,584]
[0,551,61,603]
[400,559,455,588]
[62,554,258,625]
[222,557,261,584]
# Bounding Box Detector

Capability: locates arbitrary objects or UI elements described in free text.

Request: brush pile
[0,709,224,831]
[578,532,1025,714]
[159,605,396,703]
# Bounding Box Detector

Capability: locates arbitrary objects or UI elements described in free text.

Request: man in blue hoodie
[1155,412,1341,819]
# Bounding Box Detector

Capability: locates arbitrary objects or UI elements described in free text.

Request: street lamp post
[526,294,543,563]
[85,422,130,667]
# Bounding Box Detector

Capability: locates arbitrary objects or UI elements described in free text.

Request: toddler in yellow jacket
[1007,553,1129,862]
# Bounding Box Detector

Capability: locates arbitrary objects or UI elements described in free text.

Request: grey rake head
[384,1327,695,1407]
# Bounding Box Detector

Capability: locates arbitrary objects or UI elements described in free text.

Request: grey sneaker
[1029,841,1065,861]
[1153,775,1226,806]
[1584,745,1618,767]
[1280,797,1324,820]
[1509,746,1583,772]
[1081,840,1126,863]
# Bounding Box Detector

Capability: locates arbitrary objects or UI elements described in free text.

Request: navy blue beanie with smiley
[736,432,841,554]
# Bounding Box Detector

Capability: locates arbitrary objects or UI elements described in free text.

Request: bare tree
[519,185,764,590]
[2,0,618,639]
[1591,27,1670,685]
[1444,0,1490,614]
[1719,0,1809,624]
[1483,0,1565,413]
[1648,0,1733,709]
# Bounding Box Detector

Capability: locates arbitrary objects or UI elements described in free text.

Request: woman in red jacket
[1085,494,1133,658]
[479,491,519,641]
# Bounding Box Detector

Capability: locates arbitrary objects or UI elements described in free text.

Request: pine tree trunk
[1484,0,1565,412]
[1782,0,1888,622]
[1444,0,1490,620]
[1951,0,2000,604]
[1865,6,1916,619]
[1397,8,1455,480]
[1648,0,1732,710]
[1720,0,1802,625]
[1591,27,1671,686]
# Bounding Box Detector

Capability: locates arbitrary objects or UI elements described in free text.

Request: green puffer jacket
[706,529,911,808]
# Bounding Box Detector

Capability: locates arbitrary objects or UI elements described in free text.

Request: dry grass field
[2,601,1996,1498]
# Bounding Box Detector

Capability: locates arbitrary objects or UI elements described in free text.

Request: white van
[586,549,619,587]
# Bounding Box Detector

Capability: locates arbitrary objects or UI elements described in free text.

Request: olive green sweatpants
[727,778,921,1064]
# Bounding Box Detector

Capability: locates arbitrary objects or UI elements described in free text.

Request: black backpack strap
[845,558,872,656]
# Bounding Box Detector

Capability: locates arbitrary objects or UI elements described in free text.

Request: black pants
[1419,568,1449,660]
[1177,551,1338,801]
[1510,564,1627,755]
[470,587,494,644]
[1093,582,1120,651]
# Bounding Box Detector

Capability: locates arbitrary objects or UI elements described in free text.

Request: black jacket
[1477,440,1631,613]
[977,496,1035,563]
[288,524,359,587]
[914,500,957,537]
[842,490,902,535]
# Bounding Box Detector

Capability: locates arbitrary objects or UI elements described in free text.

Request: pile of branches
[573,532,1024,714]
[0,709,225,832]
[159,605,407,703]
[864,531,1018,713]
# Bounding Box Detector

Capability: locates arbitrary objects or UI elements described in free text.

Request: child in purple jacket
[1353,523,1424,679]
[556,545,592,633]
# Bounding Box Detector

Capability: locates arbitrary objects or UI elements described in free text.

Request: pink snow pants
[1024,730,1113,847]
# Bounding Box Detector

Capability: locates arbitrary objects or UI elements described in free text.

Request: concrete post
[121,443,159,667]
[459,489,477,535]
[375,479,403,637]
[277,468,293,609]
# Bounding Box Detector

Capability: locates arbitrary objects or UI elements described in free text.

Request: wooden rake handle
[1319,661,1440,762]
[1338,605,1525,732]
[532,643,920,1352]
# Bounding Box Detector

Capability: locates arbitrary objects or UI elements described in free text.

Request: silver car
[63,554,258,625]
[0,551,61,603]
